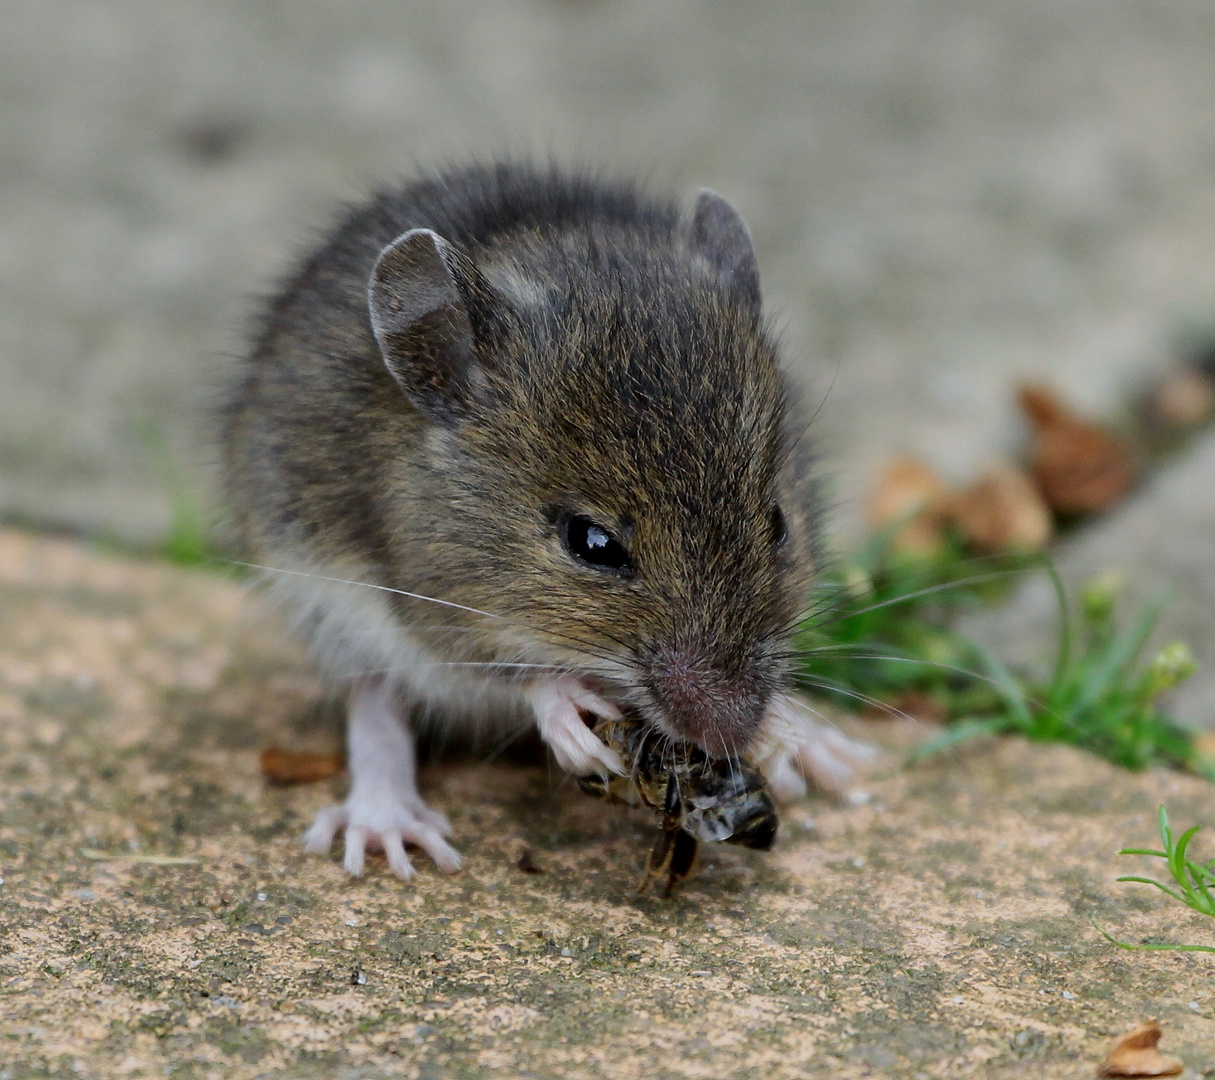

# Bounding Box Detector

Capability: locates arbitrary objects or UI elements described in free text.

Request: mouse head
[368,190,816,756]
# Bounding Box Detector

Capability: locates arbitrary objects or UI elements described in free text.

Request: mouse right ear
[368,228,480,425]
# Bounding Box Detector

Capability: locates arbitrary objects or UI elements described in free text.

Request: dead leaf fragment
[260,746,345,785]
[1019,385,1136,515]
[1149,367,1215,431]
[867,457,950,556]
[1097,1020,1184,1077]
[79,849,200,865]
[950,461,1053,553]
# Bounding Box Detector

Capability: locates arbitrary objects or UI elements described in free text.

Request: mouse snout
[642,645,771,757]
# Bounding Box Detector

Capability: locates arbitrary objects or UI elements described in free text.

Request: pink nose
[646,651,766,756]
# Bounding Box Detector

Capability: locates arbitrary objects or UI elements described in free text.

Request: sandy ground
[2,527,1215,1079]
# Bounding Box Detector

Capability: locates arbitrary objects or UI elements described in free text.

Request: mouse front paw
[753,693,878,801]
[303,791,462,879]
[527,678,627,778]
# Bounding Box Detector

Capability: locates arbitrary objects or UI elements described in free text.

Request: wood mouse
[220,162,873,880]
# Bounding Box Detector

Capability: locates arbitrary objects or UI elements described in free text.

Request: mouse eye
[771,504,788,548]
[560,514,634,576]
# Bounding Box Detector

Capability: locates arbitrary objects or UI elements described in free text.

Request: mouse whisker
[229,559,509,622]
[789,677,924,724]
[233,556,635,672]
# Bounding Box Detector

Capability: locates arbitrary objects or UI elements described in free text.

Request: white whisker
[232,560,508,621]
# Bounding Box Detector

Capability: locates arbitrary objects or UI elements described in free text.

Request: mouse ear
[368,228,480,425]
[689,190,762,319]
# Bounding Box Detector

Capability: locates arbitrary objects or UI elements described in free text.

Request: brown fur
[220,163,819,755]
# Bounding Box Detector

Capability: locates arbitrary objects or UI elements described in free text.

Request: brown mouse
[220,162,872,879]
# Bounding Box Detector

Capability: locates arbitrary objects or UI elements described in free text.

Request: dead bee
[578,713,778,896]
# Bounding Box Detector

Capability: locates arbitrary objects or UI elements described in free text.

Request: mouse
[220,161,873,880]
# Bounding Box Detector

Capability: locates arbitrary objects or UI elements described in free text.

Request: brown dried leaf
[949,461,1052,553]
[1097,1020,1184,1078]
[1150,367,1215,431]
[1018,384,1136,515]
[260,746,345,785]
[866,457,950,556]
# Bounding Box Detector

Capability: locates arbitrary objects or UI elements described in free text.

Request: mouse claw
[303,796,462,879]
[527,678,626,778]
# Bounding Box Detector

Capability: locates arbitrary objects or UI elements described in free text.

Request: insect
[577,712,778,896]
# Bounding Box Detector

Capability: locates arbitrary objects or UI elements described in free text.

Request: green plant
[794,532,1028,718]
[930,570,1199,773]
[1096,805,1215,953]
[795,534,1205,777]
[137,420,217,567]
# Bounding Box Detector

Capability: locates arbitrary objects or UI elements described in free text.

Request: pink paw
[303,794,461,879]
[527,678,626,777]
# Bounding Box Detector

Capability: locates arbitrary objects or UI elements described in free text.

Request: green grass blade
[970,641,1035,731]
[1113,876,1191,907]
[1043,558,1072,701]
[1067,593,1168,721]
[905,718,1003,763]
[1093,920,1215,953]
[1171,825,1202,897]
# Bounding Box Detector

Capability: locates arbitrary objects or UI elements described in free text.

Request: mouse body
[221,163,871,879]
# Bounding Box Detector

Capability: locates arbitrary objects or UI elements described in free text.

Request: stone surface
[4,1,1215,540]
[3,528,1215,1079]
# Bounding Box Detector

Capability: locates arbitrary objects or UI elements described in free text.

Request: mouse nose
[643,646,770,757]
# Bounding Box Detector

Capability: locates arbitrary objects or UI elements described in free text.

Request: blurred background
[3,0,1215,701]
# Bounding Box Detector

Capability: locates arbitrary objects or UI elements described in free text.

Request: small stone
[561,947,572,957]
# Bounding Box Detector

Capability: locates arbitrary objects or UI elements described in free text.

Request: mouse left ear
[368,228,481,426]
[689,189,762,319]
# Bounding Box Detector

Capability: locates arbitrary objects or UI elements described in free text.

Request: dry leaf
[1019,385,1136,515]
[1097,1020,1184,1078]
[867,457,950,556]
[949,461,1052,553]
[79,849,199,865]
[1149,367,1215,431]
[260,746,345,785]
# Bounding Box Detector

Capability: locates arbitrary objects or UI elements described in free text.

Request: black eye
[560,514,634,576]
[771,504,788,548]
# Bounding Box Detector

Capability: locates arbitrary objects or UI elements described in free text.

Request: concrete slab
[3,528,1214,1078]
